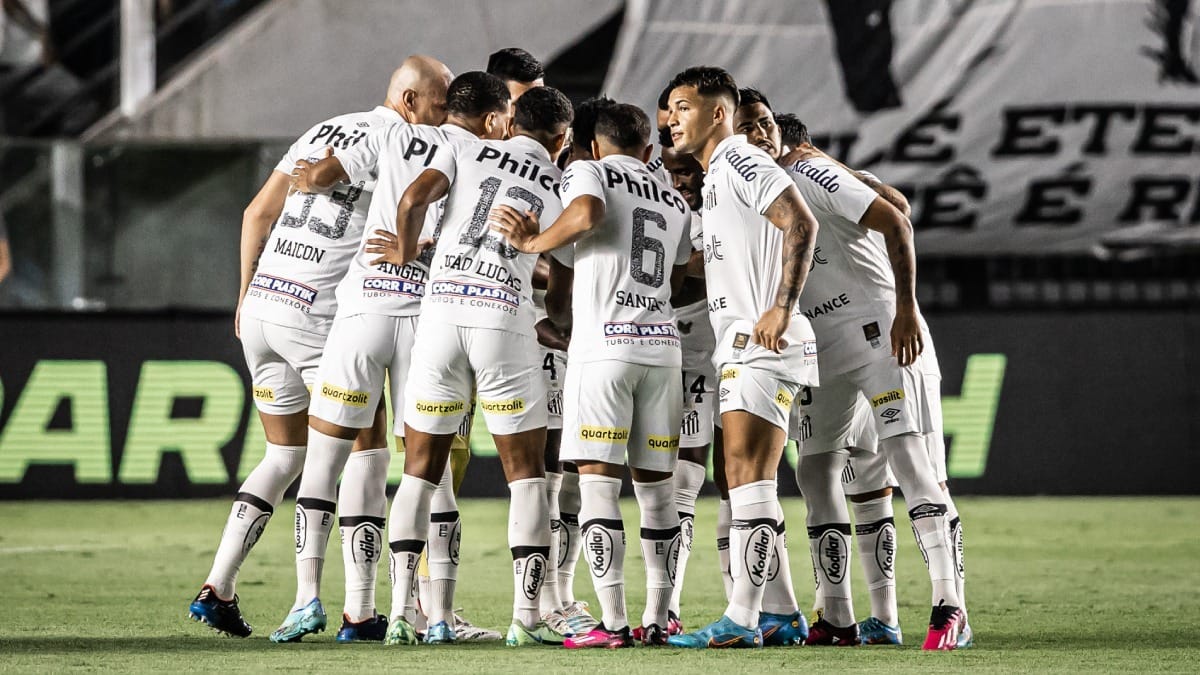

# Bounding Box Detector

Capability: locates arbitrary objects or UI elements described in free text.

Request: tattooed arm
[754,184,819,353]
[237,170,291,338]
[856,170,911,217]
[860,197,923,365]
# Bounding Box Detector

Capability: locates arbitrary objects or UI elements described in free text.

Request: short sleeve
[427,135,461,184]
[549,243,575,268]
[790,159,877,224]
[742,160,794,216]
[273,138,303,175]
[335,125,389,183]
[559,161,606,208]
[672,214,692,266]
[689,212,704,250]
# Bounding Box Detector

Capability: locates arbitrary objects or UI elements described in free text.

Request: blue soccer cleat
[423,620,457,645]
[760,611,808,646]
[188,585,252,637]
[858,616,903,645]
[269,598,328,643]
[956,616,974,649]
[336,613,388,643]
[666,615,763,649]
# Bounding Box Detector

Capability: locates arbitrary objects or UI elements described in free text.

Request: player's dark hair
[666,66,740,107]
[595,103,651,150]
[658,126,673,148]
[774,112,811,147]
[657,84,672,111]
[486,47,544,83]
[738,87,771,111]
[513,86,574,135]
[446,71,511,117]
[571,96,616,149]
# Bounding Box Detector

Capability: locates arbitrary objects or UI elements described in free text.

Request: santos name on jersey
[700,135,818,380]
[240,106,401,333]
[560,154,691,366]
[420,134,565,334]
[333,122,478,318]
[784,155,901,377]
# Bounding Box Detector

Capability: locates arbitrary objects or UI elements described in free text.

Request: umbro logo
[881,408,901,423]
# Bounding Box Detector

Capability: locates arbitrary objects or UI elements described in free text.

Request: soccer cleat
[384,616,420,645]
[858,616,903,645]
[453,610,503,641]
[423,620,457,645]
[639,623,668,646]
[542,609,575,638]
[667,610,683,636]
[269,598,327,643]
[336,613,388,643]
[804,613,860,646]
[760,611,808,646]
[564,623,635,649]
[921,604,964,651]
[666,615,763,649]
[188,585,252,638]
[561,601,599,634]
[956,616,974,649]
[505,620,567,647]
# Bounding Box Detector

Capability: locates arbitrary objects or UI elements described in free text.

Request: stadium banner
[0,311,1194,498]
[605,0,1200,254]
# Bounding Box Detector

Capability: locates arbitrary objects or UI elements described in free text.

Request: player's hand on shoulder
[890,307,924,367]
[487,205,541,252]
[289,147,334,194]
[366,228,405,267]
[753,306,791,353]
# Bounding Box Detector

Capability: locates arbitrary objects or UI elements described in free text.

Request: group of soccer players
[186,46,972,652]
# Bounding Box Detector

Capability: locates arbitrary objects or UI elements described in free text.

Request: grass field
[1,497,1198,672]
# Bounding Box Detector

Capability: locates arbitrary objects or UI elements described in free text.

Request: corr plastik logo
[320,383,369,407]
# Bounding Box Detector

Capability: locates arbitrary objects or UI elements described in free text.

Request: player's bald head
[385,55,454,125]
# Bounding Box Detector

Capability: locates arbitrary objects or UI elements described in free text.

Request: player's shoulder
[785,154,872,201]
[294,107,398,150]
[712,136,784,181]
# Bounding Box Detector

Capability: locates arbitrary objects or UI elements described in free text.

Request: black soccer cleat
[189,585,252,637]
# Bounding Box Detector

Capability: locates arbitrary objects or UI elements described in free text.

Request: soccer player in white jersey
[660,67,821,650]
[265,67,515,646]
[658,143,714,636]
[377,86,574,648]
[735,92,966,650]
[491,102,692,648]
[187,57,441,639]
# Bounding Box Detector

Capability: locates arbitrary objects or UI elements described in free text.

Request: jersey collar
[440,123,477,142]
[372,105,406,123]
[506,134,553,163]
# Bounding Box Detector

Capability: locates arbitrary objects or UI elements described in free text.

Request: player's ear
[590,139,601,161]
[402,89,418,120]
[483,111,496,137]
[640,144,652,163]
[552,132,568,158]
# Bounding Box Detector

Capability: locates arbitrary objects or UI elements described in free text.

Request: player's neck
[382,99,410,123]
[697,127,733,171]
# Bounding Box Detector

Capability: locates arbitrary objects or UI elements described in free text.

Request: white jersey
[783,155,896,377]
[644,145,671,186]
[700,135,818,381]
[333,122,476,318]
[421,134,565,334]
[560,154,691,367]
[240,106,400,333]
[676,212,715,373]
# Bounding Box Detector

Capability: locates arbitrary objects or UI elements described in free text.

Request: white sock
[293,429,353,609]
[884,434,960,608]
[635,477,679,629]
[509,477,551,628]
[670,459,706,616]
[426,462,460,627]
[725,480,778,630]
[716,498,733,601]
[338,448,389,622]
[853,496,898,626]
[541,471,564,615]
[387,475,436,621]
[762,499,799,616]
[205,443,305,598]
[944,489,967,613]
[580,474,626,630]
[558,469,582,606]
[799,451,853,627]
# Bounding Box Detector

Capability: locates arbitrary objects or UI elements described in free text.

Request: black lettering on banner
[991,106,1066,156]
[1117,175,1196,223]
[1131,105,1200,155]
[1015,165,1092,225]
[809,132,860,163]
[908,166,987,230]
[1070,104,1137,155]
[890,100,960,163]
[630,207,667,288]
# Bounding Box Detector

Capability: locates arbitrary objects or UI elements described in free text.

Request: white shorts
[404,323,547,436]
[924,372,947,483]
[680,366,716,448]
[560,360,683,473]
[842,445,896,496]
[717,364,799,433]
[798,356,936,454]
[308,313,415,432]
[539,347,567,431]
[793,385,879,454]
[240,316,325,415]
